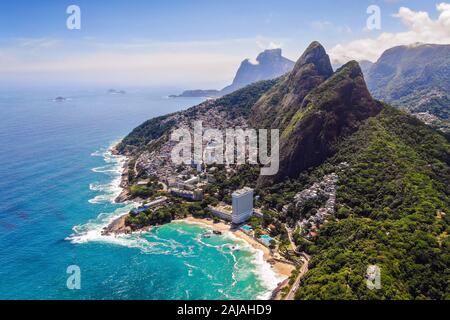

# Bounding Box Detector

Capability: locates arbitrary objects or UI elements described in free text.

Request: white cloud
[255,36,282,50]
[329,3,450,65]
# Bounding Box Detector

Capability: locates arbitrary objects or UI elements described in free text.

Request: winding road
[285,254,310,300]
[284,225,311,300]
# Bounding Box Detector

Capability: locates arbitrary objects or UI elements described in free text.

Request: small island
[108,89,126,95]
[53,96,67,102]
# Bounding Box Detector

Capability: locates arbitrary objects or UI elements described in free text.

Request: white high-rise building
[232,187,254,225]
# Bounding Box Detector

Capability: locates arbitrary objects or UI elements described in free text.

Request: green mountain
[117,41,450,300]
[250,41,334,130]
[365,43,450,120]
[253,42,382,186]
[293,106,450,299]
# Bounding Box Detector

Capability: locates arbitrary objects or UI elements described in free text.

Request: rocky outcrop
[250,41,334,130]
[221,48,295,95]
[102,215,132,235]
[258,59,382,187]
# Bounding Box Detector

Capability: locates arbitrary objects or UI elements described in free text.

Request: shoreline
[111,145,132,203]
[105,143,295,299]
[176,217,295,280]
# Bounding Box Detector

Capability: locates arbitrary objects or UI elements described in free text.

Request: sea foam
[69,142,284,299]
[88,144,126,205]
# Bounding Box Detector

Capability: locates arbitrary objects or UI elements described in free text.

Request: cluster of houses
[134,102,249,183]
[168,175,205,201]
[288,163,349,240]
[295,173,338,239]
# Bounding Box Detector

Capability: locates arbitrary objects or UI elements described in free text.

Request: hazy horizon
[1,0,450,88]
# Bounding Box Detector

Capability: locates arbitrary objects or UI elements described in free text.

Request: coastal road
[285,254,310,300]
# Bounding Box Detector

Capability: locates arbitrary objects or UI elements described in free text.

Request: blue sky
[0,0,448,87]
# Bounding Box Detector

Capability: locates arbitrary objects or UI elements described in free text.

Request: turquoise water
[0,88,281,300]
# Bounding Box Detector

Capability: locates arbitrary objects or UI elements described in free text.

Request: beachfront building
[208,204,233,222]
[131,196,168,215]
[231,187,254,225]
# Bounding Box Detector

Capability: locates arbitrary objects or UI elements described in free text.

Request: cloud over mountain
[330,3,450,65]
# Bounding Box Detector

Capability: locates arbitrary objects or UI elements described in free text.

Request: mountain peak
[291,41,333,78]
[257,56,381,186]
[250,41,333,129]
[366,43,450,116]
[335,60,363,78]
[223,49,295,93]
[256,48,283,61]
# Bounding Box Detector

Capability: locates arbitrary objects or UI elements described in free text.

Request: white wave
[250,248,285,300]
[220,231,286,300]
[90,149,106,157]
[176,220,284,298]
[89,182,109,192]
[68,206,194,258]
[75,142,285,300]
[88,142,127,205]
[181,221,285,298]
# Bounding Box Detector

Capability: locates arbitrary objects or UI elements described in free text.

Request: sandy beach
[178,216,296,279]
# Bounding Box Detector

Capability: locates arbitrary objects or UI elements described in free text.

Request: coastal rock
[102,215,130,235]
[115,189,131,203]
[114,157,131,203]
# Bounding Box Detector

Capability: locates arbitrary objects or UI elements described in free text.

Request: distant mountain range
[363,43,450,121]
[118,41,450,300]
[171,48,295,98]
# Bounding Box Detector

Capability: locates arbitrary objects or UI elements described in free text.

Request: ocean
[0,87,281,300]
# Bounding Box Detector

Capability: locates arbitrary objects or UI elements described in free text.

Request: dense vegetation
[125,196,213,229]
[117,115,176,153]
[184,78,278,120]
[129,177,163,198]
[295,106,450,300]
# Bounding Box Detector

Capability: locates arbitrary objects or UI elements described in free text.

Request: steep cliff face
[258,60,382,186]
[221,48,295,95]
[250,42,334,130]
